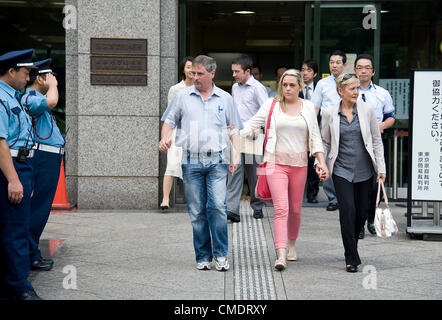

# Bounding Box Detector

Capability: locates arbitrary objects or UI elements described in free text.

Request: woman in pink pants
[241,69,329,270]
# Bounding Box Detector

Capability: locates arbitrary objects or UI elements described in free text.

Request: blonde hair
[336,73,360,96]
[276,69,304,112]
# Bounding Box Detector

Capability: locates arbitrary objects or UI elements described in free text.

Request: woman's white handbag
[374,180,398,238]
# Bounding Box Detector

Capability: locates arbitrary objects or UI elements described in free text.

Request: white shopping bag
[374,180,398,238]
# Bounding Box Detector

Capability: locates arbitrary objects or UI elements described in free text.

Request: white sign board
[411,71,442,201]
[379,78,410,120]
[343,53,357,74]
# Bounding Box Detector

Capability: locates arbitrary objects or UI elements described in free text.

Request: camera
[17,147,30,163]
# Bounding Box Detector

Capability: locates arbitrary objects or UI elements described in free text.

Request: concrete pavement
[30,198,442,300]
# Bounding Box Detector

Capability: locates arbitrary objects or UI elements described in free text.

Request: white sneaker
[196,261,211,270]
[214,256,229,271]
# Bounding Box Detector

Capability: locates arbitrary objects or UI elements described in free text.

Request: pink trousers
[266,163,307,249]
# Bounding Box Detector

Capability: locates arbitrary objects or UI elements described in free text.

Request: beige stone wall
[65,0,178,209]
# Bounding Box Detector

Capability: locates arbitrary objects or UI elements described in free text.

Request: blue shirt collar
[0,80,20,99]
[190,83,221,98]
[359,81,374,91]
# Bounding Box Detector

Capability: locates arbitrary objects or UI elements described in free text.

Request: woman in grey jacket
[241,69,328,270]
[320,73,386,273]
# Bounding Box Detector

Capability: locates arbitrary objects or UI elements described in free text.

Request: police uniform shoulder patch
[11,107,22,115]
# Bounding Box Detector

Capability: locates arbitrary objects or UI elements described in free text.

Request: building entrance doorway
[173,1,307,204]
[174,1,381,205]
[182,1,306,91]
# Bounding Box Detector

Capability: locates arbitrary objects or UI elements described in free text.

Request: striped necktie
[305,86,311,100]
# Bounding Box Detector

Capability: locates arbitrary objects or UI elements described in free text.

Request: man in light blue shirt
[311,52,346,116]
[311,50,347,212]
[227,55,268,222]
[355,54,395,133]
[232,60,269,124]
[160,55,242,272]
[354,54,395,238]
[0,49,43,300]
[21,58,64,271]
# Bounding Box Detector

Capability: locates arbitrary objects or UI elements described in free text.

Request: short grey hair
[193,55,217,72]
[336,73,359,95]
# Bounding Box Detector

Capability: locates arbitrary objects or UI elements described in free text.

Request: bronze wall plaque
[91,74,147,86]
[90,38,148,86]
[91,56,147,74]
[90,38,147,56]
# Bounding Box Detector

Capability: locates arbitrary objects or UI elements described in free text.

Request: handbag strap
[263,99,277,154]
[376,179,389,208]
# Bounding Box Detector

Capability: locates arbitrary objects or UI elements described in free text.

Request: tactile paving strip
[232,201,276,300]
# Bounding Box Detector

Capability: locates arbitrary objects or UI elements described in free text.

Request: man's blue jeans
[182,157,229,263]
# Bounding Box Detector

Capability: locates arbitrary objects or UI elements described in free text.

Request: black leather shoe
[359,229,365,239]
[13,290,43,300]
[367,223,376,235]
[253,210,263,219]
[31,258,54,271]
[307,198,318,204]
[227,212,240,223]
[346,265,358,273]
[326,203,338,211]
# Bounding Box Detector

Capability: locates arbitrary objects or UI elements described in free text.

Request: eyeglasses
[342,73,358,81]
[355,66,373,70]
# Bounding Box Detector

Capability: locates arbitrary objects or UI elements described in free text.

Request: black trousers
[306,156,319,201]
[367,175,378,224]
[332,174,373,266]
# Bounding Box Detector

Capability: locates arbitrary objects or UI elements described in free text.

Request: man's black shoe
[307,198,318,204]
[359,229,365,239]
[326,203,338,211]
[12,290,43,300]
[31,258,54,271]
[253,210,263,219]
[346,265,358,273]
[227,212,240,223]
[367,223,376,235]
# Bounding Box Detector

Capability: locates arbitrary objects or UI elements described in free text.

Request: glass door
[311,2,380,79]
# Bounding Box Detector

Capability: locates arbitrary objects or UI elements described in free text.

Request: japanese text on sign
[411,71,442,201]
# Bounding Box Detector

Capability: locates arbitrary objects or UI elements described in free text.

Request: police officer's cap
[30,58,57,78]
[0,49,36,70]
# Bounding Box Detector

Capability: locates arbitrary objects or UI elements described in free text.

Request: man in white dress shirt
[227,55,269,222]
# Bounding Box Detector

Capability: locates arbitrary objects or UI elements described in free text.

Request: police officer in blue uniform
[21,58,64,272]
[0,49,42,300]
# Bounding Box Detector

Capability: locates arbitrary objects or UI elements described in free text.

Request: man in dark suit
[300,59,320,203]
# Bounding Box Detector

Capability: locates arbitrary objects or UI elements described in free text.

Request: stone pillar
[65,0,178,209]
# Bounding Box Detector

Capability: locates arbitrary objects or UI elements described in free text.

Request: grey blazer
[320,101,386,176]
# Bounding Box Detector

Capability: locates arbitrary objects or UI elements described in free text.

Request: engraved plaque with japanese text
[90,38,147,86]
